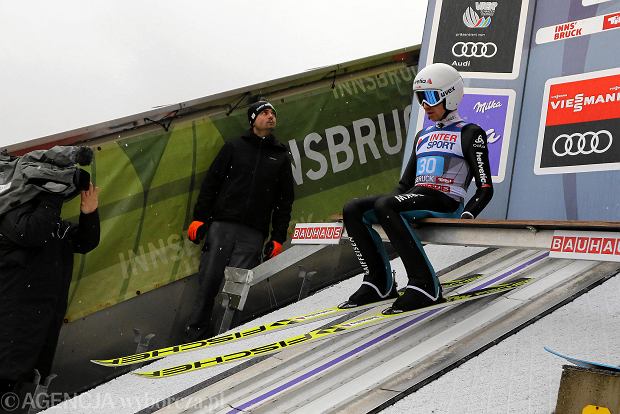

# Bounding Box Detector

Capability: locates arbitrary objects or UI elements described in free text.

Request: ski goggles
[415,90,443,106]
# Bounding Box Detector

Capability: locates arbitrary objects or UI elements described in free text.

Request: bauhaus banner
[550,230,620,262]
[534,67,620,175]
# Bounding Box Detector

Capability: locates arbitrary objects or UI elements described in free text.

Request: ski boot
[382,285,443,314]
[338,282,398,309]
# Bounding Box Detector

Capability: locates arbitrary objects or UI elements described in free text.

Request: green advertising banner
[63,61,417,321]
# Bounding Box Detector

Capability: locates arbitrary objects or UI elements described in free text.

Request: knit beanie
[247,101,276,126]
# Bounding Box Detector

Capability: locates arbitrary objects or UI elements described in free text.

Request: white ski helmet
[412,63,464,111]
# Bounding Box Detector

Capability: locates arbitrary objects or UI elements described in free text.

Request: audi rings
[552,130,613,157]
[452,42,498,58]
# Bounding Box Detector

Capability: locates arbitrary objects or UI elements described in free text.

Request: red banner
[603,12,620,31]
[546,73,620,126]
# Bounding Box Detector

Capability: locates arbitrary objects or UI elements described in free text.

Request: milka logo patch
[474,99,502,113]
[0,182,11,194]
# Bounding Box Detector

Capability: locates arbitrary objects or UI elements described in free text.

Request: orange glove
[187,221,207,244]
[263,240,283,260]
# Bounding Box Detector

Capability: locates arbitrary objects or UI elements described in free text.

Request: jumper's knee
[373,196,397,220]
[343,199,364,222]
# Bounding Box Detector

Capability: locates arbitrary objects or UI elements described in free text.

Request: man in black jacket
[186,100,295,339]
[0,180,99,410]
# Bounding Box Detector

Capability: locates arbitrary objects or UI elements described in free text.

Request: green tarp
[62,61,417,320]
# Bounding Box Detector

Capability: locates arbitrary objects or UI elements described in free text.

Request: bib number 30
[416,156,444,176]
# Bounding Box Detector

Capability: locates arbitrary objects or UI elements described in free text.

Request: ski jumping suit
[343,112,493,301]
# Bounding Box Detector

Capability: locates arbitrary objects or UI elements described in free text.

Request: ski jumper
[343,112,493,302]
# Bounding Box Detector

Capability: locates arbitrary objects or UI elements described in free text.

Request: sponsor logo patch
[552,130,613,157]
[452,42,498,58]
[535,68,620,174]
[475,151,489,184]
[550,231,620,262]
[292,223,344,245]
[394,193,421,202]
[603,12,620,30]
[463,7,491,28]
[417,183,451,193]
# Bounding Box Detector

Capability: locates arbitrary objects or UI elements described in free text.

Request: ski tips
[132,371,154,378]
[337,301,359,309]
[90,359,112,366]
[381,308,403,315]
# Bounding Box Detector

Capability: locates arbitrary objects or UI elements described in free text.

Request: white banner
[536,11,620,44]
[549,230,620,262]
[291,222,344,245]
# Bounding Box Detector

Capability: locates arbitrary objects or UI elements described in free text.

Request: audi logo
[452,42,497,58]
[552,130,613,157]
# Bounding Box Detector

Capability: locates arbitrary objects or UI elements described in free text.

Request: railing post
[217,267,254,334]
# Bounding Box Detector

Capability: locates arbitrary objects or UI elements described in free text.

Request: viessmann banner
[426,0,529,79]
[534,67,620,175]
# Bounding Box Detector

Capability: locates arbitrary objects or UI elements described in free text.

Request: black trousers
[343,187,461,297]
[186,221,263,339]
[0,264,70,386]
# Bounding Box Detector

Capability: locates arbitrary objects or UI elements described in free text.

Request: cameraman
[0,154,99,407]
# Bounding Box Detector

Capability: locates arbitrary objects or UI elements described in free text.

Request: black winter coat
[193,131,295,243]
[0,194,100,382]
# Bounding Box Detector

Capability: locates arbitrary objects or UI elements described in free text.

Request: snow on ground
[43,245,620,413]
[383,264,620,414]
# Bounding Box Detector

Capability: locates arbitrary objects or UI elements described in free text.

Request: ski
[545,346,620,372]
[135,277,531,378]
[92,274,484,368]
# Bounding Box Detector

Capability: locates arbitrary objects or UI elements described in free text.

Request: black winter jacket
[0,194,100,382]
[193,131,295,243]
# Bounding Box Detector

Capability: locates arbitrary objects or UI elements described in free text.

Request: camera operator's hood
[0,146,93,216]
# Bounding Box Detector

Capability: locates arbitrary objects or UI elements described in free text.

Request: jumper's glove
[187,220,207,244]
[74,168,91,191]
[460,211,475,219]
[263,240,283,260]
